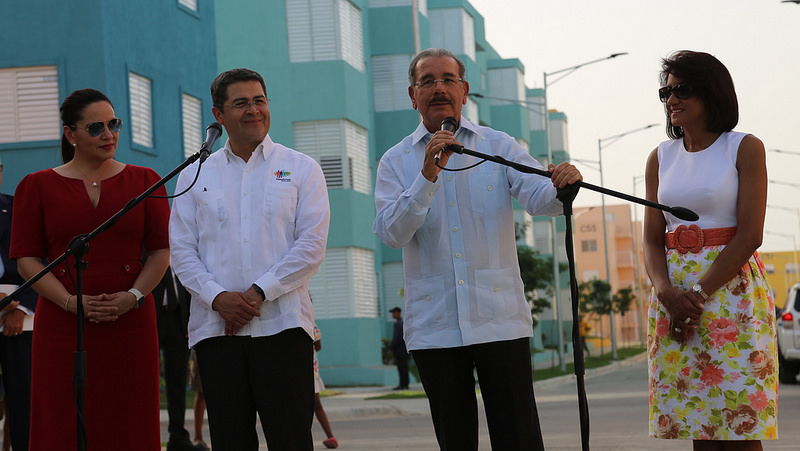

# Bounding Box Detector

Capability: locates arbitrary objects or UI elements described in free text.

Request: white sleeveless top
[657,131,745,231]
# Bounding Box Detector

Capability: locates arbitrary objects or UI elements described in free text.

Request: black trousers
[0,331,32,451]
[412,337,544,451]
[195,328,314,451]
[396,353,410,388]
[157,306,191,442]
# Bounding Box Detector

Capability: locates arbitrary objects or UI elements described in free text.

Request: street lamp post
[598,123,657,359]
[543,52,627,370]
[632,174,646,349]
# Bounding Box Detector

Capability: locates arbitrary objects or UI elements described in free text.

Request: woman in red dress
[10,89,170,450]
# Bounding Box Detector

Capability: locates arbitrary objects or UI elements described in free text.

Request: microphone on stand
[199,122,222,163]
[434,117,464,164]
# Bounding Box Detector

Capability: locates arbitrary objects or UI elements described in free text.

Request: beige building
[573,204,648,347]
[760,250,799,309]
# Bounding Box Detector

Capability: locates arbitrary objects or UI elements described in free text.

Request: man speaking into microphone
[373,48,582,451]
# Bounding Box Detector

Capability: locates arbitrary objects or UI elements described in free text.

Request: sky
[466,0,800,253]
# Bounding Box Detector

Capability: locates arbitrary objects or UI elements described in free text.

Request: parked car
[777,282,800,384]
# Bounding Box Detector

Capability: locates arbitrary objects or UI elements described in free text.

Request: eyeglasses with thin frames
[69,118,123,137]
[658,82,693,103]
[414,78,464,90]
[225,97,270,110]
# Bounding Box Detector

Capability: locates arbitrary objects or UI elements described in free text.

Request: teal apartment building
[0,0,572,386]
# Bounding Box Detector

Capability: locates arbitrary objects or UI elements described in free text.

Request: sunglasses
[658,83,693,103]
[70,118,123,137]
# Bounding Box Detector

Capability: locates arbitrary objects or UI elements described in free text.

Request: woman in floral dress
[643,50,777,450]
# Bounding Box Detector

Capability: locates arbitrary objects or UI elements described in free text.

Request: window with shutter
[178,0,197,11]
[129,72,153,148]
[0,66,59,144]
[372,54,413,112]
[429,8,475,61]
[309,247,377,319]
[293,119,370,194]
[182,93,202,158]
[368,0,427,15]
[488,67,525,106]
[287,0,364,71]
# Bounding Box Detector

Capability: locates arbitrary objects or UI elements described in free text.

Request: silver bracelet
[64,294,72,311]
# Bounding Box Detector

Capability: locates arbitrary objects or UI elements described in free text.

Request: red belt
[665,225,736,253]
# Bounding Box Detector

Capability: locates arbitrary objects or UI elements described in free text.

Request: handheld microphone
[199,122,223,163]
[435,117,459,164]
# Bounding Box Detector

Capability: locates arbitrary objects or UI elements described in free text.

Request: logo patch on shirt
[274,170,292,182]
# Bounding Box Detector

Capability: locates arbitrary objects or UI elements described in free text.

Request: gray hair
[407,48,466,85]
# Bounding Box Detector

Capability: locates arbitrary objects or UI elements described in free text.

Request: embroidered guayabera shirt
[170,134,330,347]
[373,118,563,351]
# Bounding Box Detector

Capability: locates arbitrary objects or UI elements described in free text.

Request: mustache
[429,96,451,105]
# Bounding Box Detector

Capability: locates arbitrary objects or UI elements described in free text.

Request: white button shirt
[373,118,563,351]
[170,134,330,348]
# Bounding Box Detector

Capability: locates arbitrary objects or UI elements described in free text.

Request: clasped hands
[659,286,705,343]
[212,287,264,335]
[0,293,23,336]
[78,291,140,323]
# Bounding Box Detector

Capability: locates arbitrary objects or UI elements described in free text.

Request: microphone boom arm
[455,146,698,221]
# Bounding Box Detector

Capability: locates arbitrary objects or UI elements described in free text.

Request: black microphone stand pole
[447,145,697,451]
[0,146,210,451]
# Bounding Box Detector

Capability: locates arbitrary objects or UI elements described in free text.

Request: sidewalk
[159,352,649,431]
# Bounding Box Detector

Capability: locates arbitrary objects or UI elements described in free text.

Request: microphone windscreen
[441,117,458,132]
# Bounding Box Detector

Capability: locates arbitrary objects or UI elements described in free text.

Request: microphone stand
[446,145,697,451]
[0,147,209,451]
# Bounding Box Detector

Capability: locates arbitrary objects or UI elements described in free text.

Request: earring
[72,143,77,147]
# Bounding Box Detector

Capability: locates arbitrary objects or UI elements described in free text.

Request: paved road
[163,355,800,450]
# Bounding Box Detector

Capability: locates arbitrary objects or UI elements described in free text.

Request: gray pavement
[160,353,800,450]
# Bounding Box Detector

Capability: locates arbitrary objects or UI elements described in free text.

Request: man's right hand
[212,291,262,335]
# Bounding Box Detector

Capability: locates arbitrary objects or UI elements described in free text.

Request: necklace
[74,165,101,188]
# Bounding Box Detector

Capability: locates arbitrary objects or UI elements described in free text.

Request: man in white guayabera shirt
[373,48,583,451]
[170,68,329,451]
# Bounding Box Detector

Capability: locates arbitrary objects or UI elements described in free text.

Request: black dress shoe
[167,438,209,451]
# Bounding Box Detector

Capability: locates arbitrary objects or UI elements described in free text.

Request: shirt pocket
[263,184,298,226]
[468,171,504,215]
[406,274,448,328]
[474,267,523,320]
[196,189,227,225]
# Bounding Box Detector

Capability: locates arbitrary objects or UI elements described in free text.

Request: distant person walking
[389,306,409,390]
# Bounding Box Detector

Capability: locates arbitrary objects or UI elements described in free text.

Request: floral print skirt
[647,246,778,440]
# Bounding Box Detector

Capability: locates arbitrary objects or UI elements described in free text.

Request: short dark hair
[59,88,113,163]
[408,48,466,86]
[211,68,267,110]
[659,50,738,139]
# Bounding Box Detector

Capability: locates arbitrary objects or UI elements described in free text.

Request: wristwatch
[251,283,266,301]
[128,288,145,308]
[691,283,709,301]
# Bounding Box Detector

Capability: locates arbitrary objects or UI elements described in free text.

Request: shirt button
[481,137,486,141]
[487,186,493,191]
[452,227,458,232]
[425,295,431,301]
[494,287,499,292]
[447,176,452,181]
[449,202,454,207]
[405,149,410,154]
[455,253,461,258]
[458,280,464,285]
